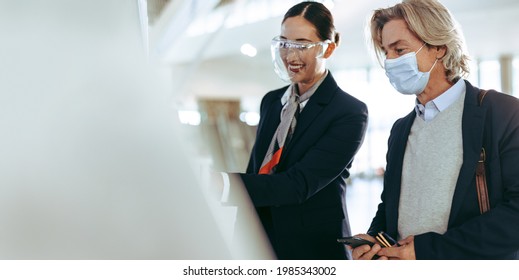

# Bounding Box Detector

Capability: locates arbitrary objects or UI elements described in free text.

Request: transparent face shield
[271,36,331,82]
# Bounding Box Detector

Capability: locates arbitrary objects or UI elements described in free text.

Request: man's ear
[323,42,336,59]
[436,45,447,60]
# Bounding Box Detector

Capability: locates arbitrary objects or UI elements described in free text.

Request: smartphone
[337,236,374,248]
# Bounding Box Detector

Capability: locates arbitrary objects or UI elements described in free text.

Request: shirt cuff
[220,172,230,203]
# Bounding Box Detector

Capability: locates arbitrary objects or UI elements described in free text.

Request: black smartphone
[337,236,374,248]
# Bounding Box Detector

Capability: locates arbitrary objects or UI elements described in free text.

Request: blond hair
[370,0,470,82]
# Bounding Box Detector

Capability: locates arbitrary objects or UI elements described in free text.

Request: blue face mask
[384,44,438,95]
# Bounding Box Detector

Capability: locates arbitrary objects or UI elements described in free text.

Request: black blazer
[232,72,368,259]
[368,80,519,259]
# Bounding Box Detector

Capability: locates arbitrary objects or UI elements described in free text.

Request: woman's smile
[288,63,304,73]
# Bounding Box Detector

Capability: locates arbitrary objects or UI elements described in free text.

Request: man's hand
[377,235,416,260]
[351,234,386,260]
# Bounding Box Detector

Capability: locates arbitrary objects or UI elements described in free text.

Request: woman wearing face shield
[218,1,368,260]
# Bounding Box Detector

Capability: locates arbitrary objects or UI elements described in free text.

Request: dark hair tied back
[283,1,340,46]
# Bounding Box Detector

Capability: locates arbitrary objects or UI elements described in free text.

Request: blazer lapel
[448,81,487,225]
[253,91,284,171]
[280,73,336,160]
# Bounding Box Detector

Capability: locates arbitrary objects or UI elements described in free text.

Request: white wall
[0,0,272,259]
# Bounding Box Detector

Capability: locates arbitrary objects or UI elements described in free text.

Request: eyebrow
[382,39,405,52]
[280,36,313,42]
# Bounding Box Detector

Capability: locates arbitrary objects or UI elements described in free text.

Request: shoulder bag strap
[476,89,490,214]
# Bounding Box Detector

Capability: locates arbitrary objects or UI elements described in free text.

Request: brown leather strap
[478,90,487,105]
[476,90,490,214]
[476,148,490,213]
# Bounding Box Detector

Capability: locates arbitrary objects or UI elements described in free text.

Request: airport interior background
[152,0,519,247]
[1,0,518,260]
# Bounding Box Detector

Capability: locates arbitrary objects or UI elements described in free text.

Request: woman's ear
[323,42,336,58]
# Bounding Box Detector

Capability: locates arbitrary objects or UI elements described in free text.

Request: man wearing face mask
[351,0,519,259]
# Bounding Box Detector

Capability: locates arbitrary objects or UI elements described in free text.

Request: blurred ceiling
[145,0,519,100]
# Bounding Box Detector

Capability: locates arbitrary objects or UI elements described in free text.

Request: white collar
[430,78,465,112]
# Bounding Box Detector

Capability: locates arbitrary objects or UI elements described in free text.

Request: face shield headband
[271,36,331,82]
